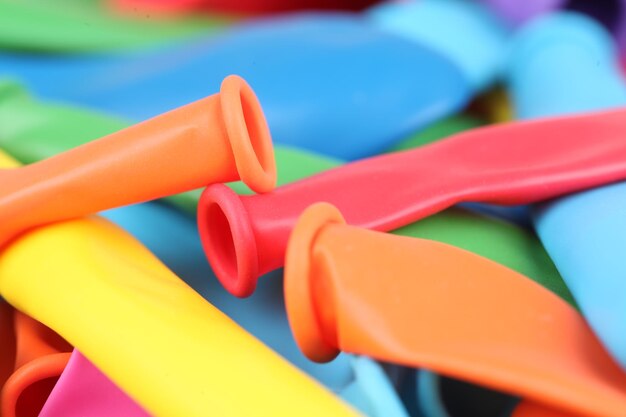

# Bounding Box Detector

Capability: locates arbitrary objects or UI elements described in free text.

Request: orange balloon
[2,353,71,417]
[284,203,626,417]
[0,75,276,247]
[1,311,72,417]
[12,312,72,370]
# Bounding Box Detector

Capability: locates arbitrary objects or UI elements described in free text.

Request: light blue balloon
[509,12,626,369]
[509,12,626,118]
[368,0,509,91]
[100,202,407,416]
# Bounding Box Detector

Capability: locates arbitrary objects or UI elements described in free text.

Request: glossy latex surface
[284,203,626,417]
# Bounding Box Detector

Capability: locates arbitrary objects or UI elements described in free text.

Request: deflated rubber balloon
[0,88,566,415]
[0,151,73,417]
[510,14,626,374]
[111,0,377,15]
[198,108,626,297]
[0,220,358,417]
[0,146,356,416]
[368,0,508,91]
[284,203,626,417]
[39,350,150,417]
[0,88,405,417]
[0,84,518,229]
[1,312,72,417]
[1,11,470,159]
[0,87,561,417]
[394,208,575,307]
[0,81,128,164]
[385,115,484,153]
[0,0,225,52]
[383,113,529,226]
[395,208,573,415]
[0,148,20,168]
[509,13,626,118]
[102,196,407,417]
[0,75,276,247]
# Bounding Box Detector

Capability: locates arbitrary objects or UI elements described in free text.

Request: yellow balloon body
[0,151,358,417]
[0,152,20,168]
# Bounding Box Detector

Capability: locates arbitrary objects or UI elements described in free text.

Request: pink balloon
[39,350,150,417]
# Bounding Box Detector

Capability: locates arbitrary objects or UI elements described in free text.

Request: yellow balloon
[0,152,19,168]
[0,150,358,417]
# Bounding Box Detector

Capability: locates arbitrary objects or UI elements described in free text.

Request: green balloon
[0,82,574,306]
[0,81,128,161]
[0,0,228,52]
[386,115,484,152]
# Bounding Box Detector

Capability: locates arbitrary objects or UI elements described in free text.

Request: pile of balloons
[3,0,626,416]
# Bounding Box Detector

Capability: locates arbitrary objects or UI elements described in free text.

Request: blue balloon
[100,202,408,416]
[1,10,475,160]
[368,0,508,92]
[509,13,626,369]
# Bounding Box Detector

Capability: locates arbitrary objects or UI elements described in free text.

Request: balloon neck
[285,203,345,363]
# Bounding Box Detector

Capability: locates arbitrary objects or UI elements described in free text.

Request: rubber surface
[284,203,626,417]
[39,350,150,417]
[0,0,224,52]
[0,89,409,416]
[1,311,72,417]
[368,0,508,91]
[0,217,359,417]
[0,148,357,417]
[0,12,470,159]
[198,108,626,296]
[0,75,276,247]
[510,14,626,375]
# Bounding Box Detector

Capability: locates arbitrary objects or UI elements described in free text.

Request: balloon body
[509,13,626,373]
[198,108,626,296]
[0,75,276,247]
[1,13,470,160]
[284,203,626,417]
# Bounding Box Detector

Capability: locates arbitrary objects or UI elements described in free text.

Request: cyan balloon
[1,9,476,159]
[509,13,626,368]
[509,12,626,118]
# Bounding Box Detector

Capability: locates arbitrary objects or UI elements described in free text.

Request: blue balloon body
[1,12,470,160]
[100,202,408,416]
[368,0,508,92]
[510,13,626,368]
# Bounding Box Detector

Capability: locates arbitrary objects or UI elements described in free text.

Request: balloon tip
[220,75,277,194]
[285,202,345,363]
[198,184,259,298]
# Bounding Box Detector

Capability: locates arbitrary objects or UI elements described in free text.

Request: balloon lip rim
[220,75,277,194]
[285,202,345,363]
[2,352,71,417]
[198,183,259,298]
